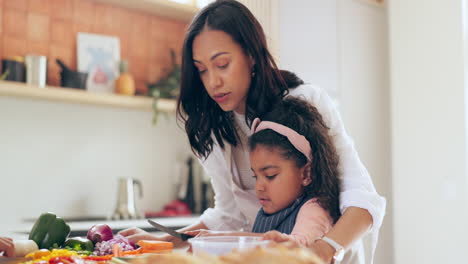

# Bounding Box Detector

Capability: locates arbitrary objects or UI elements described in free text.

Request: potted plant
[147,49,181,124]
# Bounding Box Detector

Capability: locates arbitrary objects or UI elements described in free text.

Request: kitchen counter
[10,216,200,239]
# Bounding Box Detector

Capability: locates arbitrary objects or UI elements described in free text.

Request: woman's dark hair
[177,0,304,159]
[249,97,341,223]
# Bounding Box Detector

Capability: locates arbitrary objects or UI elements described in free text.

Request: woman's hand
[118,227,158,244]
[309,239,335,264]
[0,237,15,257]
[118,227,188,248]
[183,229,208,237]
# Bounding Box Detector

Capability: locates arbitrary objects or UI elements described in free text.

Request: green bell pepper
[63,237,94,252]
[28,212,71,249]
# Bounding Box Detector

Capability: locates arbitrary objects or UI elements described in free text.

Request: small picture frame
[77,32,120,93]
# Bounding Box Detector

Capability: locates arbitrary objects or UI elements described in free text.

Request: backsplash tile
[3,35,27,58]
[4,0,27,11]
[72,0,94,25]
[49,0,73,21]
[27,13,50,42]
[0,0,187,95]
[27,40,49,57]
[0,3,2,34]
[50,19,74,47]
[28,0,50,15]
[3,9,27,38]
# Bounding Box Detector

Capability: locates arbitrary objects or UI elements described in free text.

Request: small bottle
[115,60,135,95]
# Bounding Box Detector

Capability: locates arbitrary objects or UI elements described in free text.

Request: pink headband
[250,118,312,162]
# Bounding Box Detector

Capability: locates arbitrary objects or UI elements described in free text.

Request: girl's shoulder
[300,198,333,219]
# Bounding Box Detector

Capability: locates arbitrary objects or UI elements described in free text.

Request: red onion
[87,224,114,243]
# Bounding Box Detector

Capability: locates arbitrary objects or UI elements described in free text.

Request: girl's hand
[262,230,294,243]
[0,237,15,257]
[262,231,302,249]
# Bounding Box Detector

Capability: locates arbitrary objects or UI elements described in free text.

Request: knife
[147,219,194,241]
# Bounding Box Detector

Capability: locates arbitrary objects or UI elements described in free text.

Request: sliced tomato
[48,256,74,264]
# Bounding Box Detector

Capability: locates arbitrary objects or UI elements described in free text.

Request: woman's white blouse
[197,84,386,264]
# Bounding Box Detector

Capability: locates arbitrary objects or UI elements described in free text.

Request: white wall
[278,0,339,98]
[278,1,392,263]
[388,0,468,263]
[0,97,191,234]
[336,1,392,262]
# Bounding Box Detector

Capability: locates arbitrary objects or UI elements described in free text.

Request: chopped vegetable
[29,213,71,249]
[48,256,74,264]
[63,237,94,252]
[93,235,135,256]
[112,244,123,257]
[83,255,113,261]
[24,249,79,264]
[87,224,113,244]
[26,249,50,259]
[121,248,142,256]
[136,240,173,253]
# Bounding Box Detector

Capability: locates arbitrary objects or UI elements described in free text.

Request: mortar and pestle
[56,59,88,89]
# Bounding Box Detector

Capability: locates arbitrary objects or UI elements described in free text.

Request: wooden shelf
[93,0,199,22]
[0,81,176,112]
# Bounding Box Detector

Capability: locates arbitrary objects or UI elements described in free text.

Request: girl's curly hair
[249,96,341,223]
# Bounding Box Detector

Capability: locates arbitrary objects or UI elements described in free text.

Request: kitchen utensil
[1,59,25,82]
[147,219,194,241]
[25,55,47,87]
[188,236,270,256]
[56,59,88,89]
[182,157,196,213]
[111,178,143,220]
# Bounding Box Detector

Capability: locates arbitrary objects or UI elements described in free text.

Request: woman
[119,1,385,263]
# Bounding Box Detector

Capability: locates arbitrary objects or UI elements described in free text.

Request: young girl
[186,97,354,261]
[119,1,385,263]
[249,97,341,249]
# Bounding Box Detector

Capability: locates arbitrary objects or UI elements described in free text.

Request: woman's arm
[293,85,386,262]
[311,207,373,262]
[120,143,246,246]
[197,144,251,231]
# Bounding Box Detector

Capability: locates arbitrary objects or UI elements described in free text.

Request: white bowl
[188,236,270,256]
